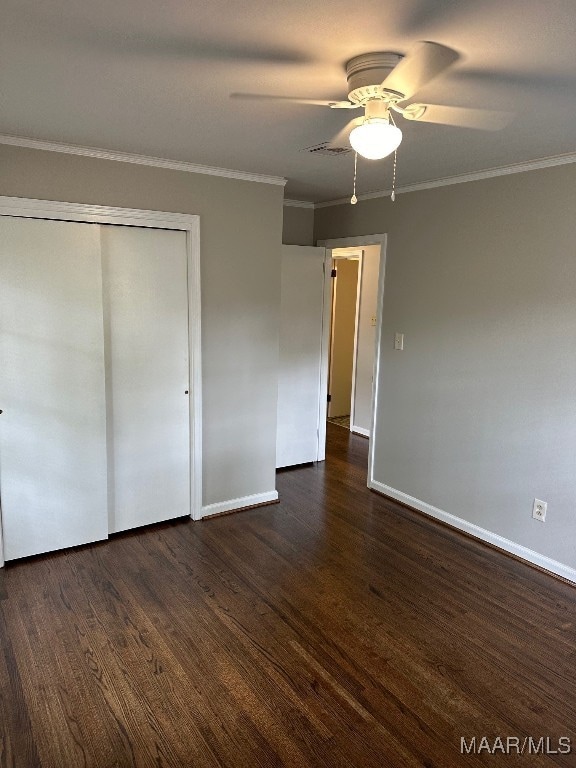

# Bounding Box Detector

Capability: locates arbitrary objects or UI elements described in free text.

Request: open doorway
[327,252,360,430]
[326,244,382,438]
[276,235,386,474]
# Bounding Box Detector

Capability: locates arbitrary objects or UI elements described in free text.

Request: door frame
[328,249,363,429]
[0,197,203,554]
[317,234,387,482]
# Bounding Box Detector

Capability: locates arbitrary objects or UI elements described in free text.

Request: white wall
[0,144,284,513]
[315,162,576,579]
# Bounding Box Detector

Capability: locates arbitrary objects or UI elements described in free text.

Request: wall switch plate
[532,498,547,522]
[394,332,404,351]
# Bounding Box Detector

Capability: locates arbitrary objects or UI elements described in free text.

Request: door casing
[318,234,387,481]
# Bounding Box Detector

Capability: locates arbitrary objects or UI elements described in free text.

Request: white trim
[367,237,387,484]
[327,248,364,430]
[186,221,203,521]
[0,196,203,547]
[369,480,576,585]
[0,134,287,187]
[283,199,315,208]
[319,235,387,469]
[316,192,390,208]
[351,426,370,438]
[201,490,278,519]
[314,151,576,208]
[349,251,363,431]
[318,234,388,250]
[4,132,573,201]
[0,196,199,228]
[331,248,364,259]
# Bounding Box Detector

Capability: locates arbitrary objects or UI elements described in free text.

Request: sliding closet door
[101,226,190,533]
[0,217,108,560]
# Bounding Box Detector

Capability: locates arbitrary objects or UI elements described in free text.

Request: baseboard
[201,490,279,519]
[369,479,576,585]
[351,425,370,438]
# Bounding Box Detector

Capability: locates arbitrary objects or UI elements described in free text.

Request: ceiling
[2,0,576,202]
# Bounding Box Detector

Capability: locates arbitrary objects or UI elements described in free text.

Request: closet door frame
[0,197,203,568]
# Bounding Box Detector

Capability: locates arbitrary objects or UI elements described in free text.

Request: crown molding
[315,150,576,208]
[0,134,287,187]
[3,133,574,203]
[283,198,315,208]
[0,195,202,229]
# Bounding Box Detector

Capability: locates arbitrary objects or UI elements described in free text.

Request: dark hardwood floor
[2,423,576,767]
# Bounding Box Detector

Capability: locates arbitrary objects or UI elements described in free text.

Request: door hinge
[331,268,337,278]
[327,393,332,403]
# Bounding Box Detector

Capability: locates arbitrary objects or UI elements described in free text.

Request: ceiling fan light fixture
[349,118,402,160]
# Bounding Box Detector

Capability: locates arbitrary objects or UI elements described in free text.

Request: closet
[0,212,199,562]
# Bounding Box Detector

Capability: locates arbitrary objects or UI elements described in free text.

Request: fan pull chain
[350,152,358,205]
[391,148,397,202]
[389,111,398,202]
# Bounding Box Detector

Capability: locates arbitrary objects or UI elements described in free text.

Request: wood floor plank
[101,533,362,767]
[0,569,7,601]
[71,546,326,768]
[1,423,576,766]
[191,516,493,766]
[0,607,42,768]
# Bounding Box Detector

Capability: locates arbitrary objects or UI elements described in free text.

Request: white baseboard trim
[351,425,370,438]
[201,490,278,519]
[369,480,576,585]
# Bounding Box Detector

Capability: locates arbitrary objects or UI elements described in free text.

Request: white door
[0,217,108,560]
[101,226,190,533]
[276,245,326,468]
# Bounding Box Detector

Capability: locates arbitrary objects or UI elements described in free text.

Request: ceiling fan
[232,42,511,161]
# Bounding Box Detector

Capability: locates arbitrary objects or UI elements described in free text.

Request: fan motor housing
[345,52,405,104]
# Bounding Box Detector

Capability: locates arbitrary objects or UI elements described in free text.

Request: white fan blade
[330,101,362,109]
[403,103,513,130]
[382,42,459,99]
[329,118,364,148]
[230,93,351,107]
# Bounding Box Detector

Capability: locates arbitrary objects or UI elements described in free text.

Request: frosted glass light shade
[349,119,402,160]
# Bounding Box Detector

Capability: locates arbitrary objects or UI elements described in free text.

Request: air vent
[303,142,351,157]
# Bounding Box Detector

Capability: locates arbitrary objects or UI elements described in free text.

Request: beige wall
[282,204,314,245]
[0,144,284,509]
[316,163,576,571]
[328,258,358,417]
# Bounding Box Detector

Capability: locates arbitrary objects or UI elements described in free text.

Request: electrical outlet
[394,332,404,351]
[532,498,547,522]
